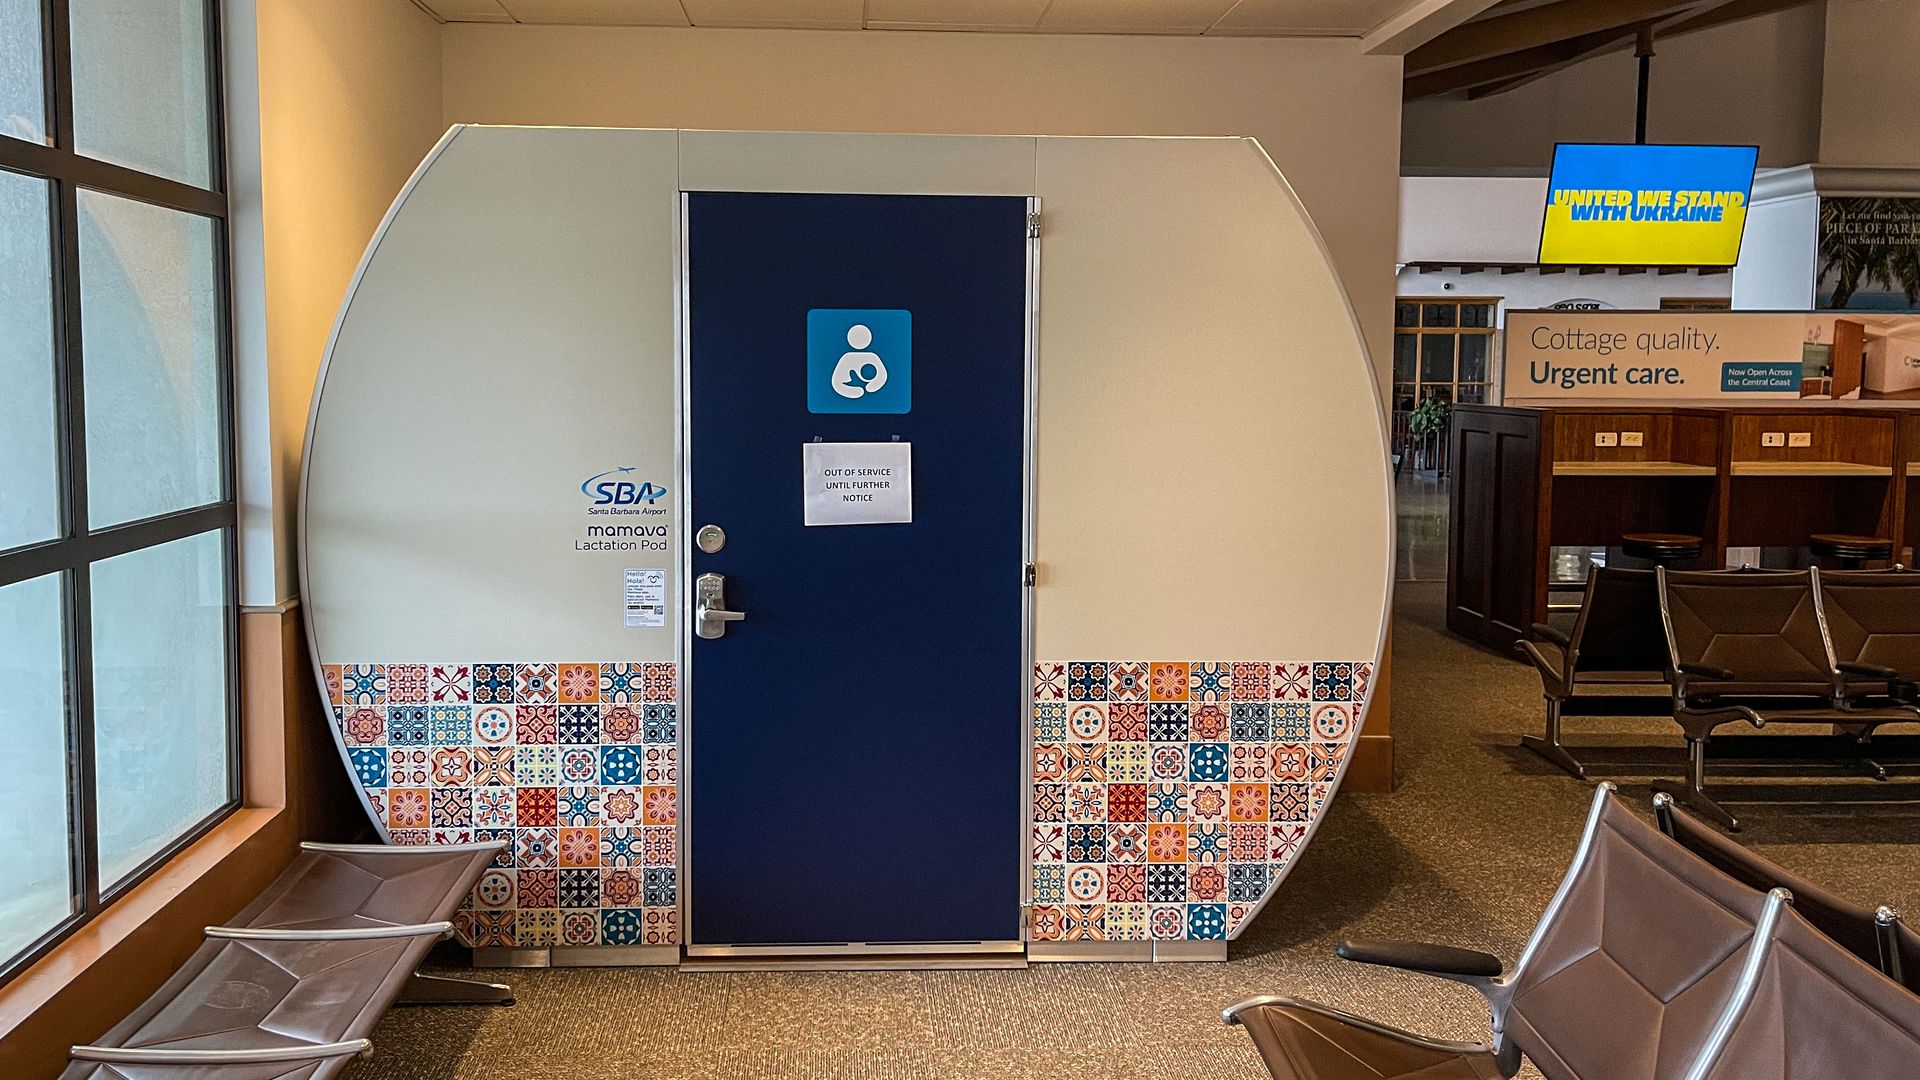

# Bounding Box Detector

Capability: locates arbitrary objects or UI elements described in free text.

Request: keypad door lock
[694,572,747,639]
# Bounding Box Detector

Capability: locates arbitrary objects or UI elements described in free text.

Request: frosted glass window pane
[69,0,211,187]
[0,0,45,145]
[0,170,60,551]
[92,530,228,888]
[0,574,74,963]
[79,191,222,528]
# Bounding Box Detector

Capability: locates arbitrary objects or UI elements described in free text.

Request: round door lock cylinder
[696,524,726,553]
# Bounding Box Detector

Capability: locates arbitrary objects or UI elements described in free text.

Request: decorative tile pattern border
[1030,660,1371,942]
[324,661,679,948]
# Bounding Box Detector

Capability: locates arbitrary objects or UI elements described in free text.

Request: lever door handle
[694,572,746,639]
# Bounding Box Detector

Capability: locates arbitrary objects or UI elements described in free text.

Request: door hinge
[1027,212,1042,239]
[1023,562,1037,587]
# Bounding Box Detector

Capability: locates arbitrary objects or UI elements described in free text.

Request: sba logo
[808,309,910,414]
[582,467,667,505]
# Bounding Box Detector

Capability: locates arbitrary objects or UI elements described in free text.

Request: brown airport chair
[1692,903,1920,1080]
[1518,566,1667,779]
[1653,791,1920,995]
[1224,783,1783,1080]
[60,841,508,1080]
[1813,567,1920,717]
[1654,568,1910,831]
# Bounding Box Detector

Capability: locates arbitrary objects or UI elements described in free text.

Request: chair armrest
[1678,662,1736,681]
[1839,661,1900,679]
[1335,937,1504,979]
[1528,623,1571,649]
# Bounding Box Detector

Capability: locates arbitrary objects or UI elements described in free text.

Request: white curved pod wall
[303,127,1389,958]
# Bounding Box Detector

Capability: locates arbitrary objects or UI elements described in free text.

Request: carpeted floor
[349,581,1920,1080]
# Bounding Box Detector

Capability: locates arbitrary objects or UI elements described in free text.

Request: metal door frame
[674,192,1040,960]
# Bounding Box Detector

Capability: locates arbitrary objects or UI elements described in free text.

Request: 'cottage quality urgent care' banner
[1504,311,1810,402]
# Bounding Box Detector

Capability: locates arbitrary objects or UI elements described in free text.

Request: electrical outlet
[1620,431,1644,447]
[1788,432,1812,448]
[1761,432,1786,448]
[1595,432,1619,447]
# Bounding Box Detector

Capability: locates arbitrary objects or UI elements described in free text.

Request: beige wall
[252,0,445,602]
[1821,0,1920,165]
[438,24,1403,385]
[1402,5,1827,172]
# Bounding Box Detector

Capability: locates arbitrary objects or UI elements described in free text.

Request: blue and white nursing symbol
[808,308,911,414]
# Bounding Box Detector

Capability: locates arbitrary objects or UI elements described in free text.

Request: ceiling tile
[497,0,690,23]
[417,0,515,21]
[680,0,864,28]
[1208,0,1405,35]
[1037,0,1239,34]
[864,0,1050,30]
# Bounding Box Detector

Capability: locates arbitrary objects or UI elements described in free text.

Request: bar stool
[1811,533,1893,570]
[1621,532,1703,569]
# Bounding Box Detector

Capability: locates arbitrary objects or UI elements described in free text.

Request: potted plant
[1407,396,1451,473]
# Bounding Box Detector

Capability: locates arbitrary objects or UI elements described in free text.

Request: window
[0,0,235,985]
[1393,299,1497,468]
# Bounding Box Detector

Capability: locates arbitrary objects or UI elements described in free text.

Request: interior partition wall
[0,0,239,986]
[302,128,1392,963]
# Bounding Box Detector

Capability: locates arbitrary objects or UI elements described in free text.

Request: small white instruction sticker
[802,441,913,526]
[624,568,666,628]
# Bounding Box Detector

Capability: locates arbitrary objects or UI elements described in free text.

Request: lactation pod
[301,127,1391,966]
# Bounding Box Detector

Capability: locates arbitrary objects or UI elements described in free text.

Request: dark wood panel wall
[1446,404,1920,653]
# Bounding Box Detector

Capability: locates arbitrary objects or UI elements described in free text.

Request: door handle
[694,572,747,639]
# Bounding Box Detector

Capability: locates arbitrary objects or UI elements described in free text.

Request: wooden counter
[1447,404,1913,652]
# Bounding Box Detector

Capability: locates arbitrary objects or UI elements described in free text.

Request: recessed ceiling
[413,0,1433,37]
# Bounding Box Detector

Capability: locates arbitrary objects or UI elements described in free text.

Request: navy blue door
[686,192,1028,946]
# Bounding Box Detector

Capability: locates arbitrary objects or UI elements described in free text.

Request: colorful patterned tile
[430,664,471,703]
[429,704,473,745]
[387,787,429,830]
[1065,702,1106,741]
[339,706,384,747]
[342,664,385,705]
[1230,663,1271,701]
[557,704,599,745]
[471,663,514,704]
[1033,662,1067,702]
[641,662,677,702]
[557,662,599,704]
[1189,783,1228,824]
[1229,702,1271,742]
[1066,661,1107,701]
[641,704,676,744]
[473,747,514,787]
[600,663,643,703]
[429,746,473,787]
[386,664,429,704]
[1188,663,1230,702]
[473,703,514,745]
[1033,701,1068,742]
[1106,662,1147,702]
[1312,702,1355,741]
[1107,701,1149,742]
[1032,864,1065,903]
[1189,702,1230,742]
[516,663,557,703]
[1188,862,1228,902]
[387,706,429,746]
[1106,902,1149,941]
[1106,823,1147,864]
[1147,702,1188,743]
[1148,662,1189,702]
[1312,661,1355,702]
[322,664,344,705]
[1065,865,1105,904]
[1106,782,1147,822]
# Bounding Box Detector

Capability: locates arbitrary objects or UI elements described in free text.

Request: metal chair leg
[396,972,516,1007]
[1520,698,1587,780]
[1652,737,1741,832]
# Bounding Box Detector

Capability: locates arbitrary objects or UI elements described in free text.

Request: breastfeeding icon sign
[808,309,911,414]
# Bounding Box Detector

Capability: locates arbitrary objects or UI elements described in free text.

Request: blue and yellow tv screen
[1539,144,1759,266]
